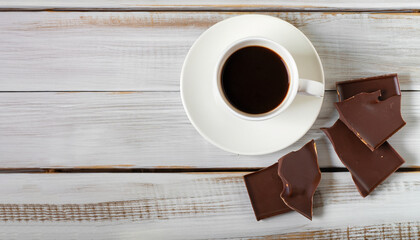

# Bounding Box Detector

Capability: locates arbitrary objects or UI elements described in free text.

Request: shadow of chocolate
[316,136,338,169]
[388,93,418,167]
[312,91,341,168]
[312,190,325,217]
[311,173,364,218]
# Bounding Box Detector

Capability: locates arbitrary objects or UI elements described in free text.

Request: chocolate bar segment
[321,120,404,197]
[336,74,400,101]
[335,91,406,151]
[244,163,291,220]
[278,140,321,220]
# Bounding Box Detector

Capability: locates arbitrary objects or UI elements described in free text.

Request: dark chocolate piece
[278,140,321,220]
[322,120,404,197]
[244,163,291,220]
[335,91,406,151]
[336,74,400,102]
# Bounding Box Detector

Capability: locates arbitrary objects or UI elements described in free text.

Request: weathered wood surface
[0,2,419,239]
[0,91,417,169]
[0,0,419,238]
[0,172,418,239]
[1,12,420,91]
[1,0,420,11]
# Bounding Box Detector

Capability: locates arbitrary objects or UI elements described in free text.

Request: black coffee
[221,46,289,115]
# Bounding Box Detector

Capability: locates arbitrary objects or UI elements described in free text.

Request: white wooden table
[1,1,420,239]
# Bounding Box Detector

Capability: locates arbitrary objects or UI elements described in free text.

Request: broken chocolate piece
[328,74,405,196]
[335,91,406,151]
[278,140,321,220]
[244,141,321,221]
[336,74,400,102]
[321,120,404,197]
[244,163,291,220]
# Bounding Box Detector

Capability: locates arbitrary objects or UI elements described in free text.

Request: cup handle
[298,78,324,97]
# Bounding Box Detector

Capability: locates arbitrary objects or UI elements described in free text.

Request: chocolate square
[244,163,291,220]
[336,73,400,102]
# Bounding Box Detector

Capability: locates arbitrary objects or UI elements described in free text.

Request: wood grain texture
[0,91,417,168]
[1,0,420,11]
[1,12,420,91]
[0,172,418,239]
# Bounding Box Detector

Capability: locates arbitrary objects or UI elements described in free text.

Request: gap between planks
[0,90,418,93]
[0,167,418,174]
[0,8,420,13]
[0,90,180,93]
[2,0,420,12]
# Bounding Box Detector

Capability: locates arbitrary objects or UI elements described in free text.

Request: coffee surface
[221,46,289,115]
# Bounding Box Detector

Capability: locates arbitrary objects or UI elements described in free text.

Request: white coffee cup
[215,37,324,121]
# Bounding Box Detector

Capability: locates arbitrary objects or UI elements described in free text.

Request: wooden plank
[1,12,420,91]
[0,172,418,239]
[0,91,417,168]
[0,0,420,11]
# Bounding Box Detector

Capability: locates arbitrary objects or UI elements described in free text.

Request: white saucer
[180,14,324,155]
